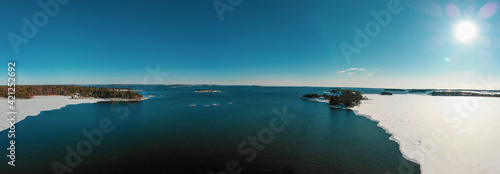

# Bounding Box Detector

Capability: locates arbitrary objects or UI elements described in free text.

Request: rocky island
[381,91,393,95]
[301,89,367,109]
[384,88,406,92]
[194,89,222,93]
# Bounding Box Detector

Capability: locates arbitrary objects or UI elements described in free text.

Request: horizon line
[3,84,499,90]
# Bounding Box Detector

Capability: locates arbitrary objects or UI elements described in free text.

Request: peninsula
[0,85,144,100]
[0,85,145,132]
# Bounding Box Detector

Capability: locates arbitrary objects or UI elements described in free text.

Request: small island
[384,89,406,92]
[381,91,393,95]
[194,89,222,93]
[169,84,194,87]
[409,89,431,93]
[301,89,367,109]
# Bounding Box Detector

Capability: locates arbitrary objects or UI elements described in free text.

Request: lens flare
[455,21,477,42]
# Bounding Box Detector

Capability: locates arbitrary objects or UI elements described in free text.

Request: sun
[455,21,477,42]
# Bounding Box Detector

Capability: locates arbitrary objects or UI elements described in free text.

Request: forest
[430,91,500,97]
[328,89,366,108]
[302,93,334,100]
[0,85,143,99]
[301,89,367,108]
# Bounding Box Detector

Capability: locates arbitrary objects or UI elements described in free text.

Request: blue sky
[1,0,499,89]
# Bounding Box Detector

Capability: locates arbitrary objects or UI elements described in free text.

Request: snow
[352,94,500,174]
[0,96,105,132]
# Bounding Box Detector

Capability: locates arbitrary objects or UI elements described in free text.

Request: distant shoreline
[3,84,498,91]
[0,85,144,100]
[194,89,222,93]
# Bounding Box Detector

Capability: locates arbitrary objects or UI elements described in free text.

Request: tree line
[430,91,500,97]
[328,89,366,108]
[0,85,143,99]
[302,89,367,108]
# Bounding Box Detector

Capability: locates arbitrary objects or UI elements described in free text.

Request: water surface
[0,86,420,173]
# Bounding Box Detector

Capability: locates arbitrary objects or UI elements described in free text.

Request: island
[194,89,222,93]
[0,85,144,100]
[94,84,133,86]
[169,84,194,87]
[381,91,393,95]
[409,89,432,93]
[384,88,406,92]
[301,89,367,109]
[169,84,219,87]
[430,91,500,97]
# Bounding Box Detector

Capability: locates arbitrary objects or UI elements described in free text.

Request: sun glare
[455,21,477,42]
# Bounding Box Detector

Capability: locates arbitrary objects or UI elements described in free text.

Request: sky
[1,0,500,89]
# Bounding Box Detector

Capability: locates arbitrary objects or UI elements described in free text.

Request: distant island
[384,89,406,92]
[381,91,393,95]
[409,89,432,93]
[169,84,194,87]
[169,84,219,87]
[0,85,143,100]
[301,89,367,109]
[194,89,221,93]
[430,91,500,97]
[94,84,133,86]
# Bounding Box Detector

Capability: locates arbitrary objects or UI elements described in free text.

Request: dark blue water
[0,86,420,173]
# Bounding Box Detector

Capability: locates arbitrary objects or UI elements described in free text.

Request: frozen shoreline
[351,94,500,174]
[0,96,107,132]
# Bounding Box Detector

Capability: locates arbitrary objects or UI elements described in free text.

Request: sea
[0,85,420,173]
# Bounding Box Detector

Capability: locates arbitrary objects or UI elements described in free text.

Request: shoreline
[351,109,422,165]
[0,96,147,132]
[351,94,500,174]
